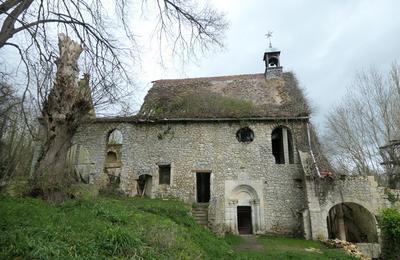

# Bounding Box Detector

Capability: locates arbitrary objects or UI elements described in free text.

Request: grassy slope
[0,195,355,259]
[0,195,233,259]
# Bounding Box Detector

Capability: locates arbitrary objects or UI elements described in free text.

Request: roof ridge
[151,73,267,84]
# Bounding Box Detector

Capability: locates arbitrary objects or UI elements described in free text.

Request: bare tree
[324,64,400,187]
[0,77,34,191]
[0,0,227,109]
[0,0,227,200]
[0,80,18,138]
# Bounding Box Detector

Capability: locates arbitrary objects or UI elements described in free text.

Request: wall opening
[268,57,279,67]
[158,164,171,185]
[287,130,294,164]
[272,127,284,164]
[107,129,123,144]
[271,126,294,164]
[137,174,152,197]
[228,184,261,234]
[196,172,210,203]
[106,151,118,163]
[236,127,254,143]
[326,203,378,243]
[237,206,252,234]
[104,129,123,169]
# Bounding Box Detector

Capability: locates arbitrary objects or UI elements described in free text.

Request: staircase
[192,203,209,227]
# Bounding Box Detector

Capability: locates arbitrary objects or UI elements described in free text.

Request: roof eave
[92,116,310,124]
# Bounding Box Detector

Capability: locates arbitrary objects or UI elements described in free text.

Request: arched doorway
[326,202,378,243]
[228,185,262,235]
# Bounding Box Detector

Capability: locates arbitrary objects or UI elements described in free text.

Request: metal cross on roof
[265,31,273,48]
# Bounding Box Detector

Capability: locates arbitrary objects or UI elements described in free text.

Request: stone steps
[192,204,209,227]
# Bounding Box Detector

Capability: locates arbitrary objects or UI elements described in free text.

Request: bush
[379,208,400,260]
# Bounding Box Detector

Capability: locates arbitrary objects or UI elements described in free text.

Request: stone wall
[72,120,308,235]
[304,175,395,240]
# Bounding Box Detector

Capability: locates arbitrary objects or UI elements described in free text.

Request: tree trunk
[33,121,75,202]
[32,34,92,202]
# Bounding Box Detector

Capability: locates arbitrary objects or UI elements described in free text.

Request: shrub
[379,208,400,260]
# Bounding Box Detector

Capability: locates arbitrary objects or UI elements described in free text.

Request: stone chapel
[67,44,400,257]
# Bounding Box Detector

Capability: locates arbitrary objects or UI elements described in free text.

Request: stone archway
[227,184,262,234]
[326,202,378,243]
[66,144,94,183]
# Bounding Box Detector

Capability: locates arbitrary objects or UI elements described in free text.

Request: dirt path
[233,235,264,252]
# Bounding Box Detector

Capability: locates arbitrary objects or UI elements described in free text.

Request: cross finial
[265,31,273,48]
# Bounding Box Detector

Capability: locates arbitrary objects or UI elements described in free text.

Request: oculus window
[236,127,254,143]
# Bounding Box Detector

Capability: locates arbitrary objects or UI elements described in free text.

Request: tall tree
[0,0,227,200]
[324,64,400,187]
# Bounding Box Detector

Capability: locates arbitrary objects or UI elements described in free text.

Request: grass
[142,91,257,118]
[0,194,355,259]
[231,235,357,260]
[0,195,233,259]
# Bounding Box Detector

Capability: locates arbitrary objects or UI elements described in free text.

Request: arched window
[107,129,123,145]
[105,129,123,168]
[271,126,294,164]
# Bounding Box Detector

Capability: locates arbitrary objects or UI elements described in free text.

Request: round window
[236,127,254,143]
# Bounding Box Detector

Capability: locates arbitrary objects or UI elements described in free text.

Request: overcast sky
[133,0,400,131]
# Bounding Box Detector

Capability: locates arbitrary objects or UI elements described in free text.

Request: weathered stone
[72,120,307,235]
[59,47,400,260]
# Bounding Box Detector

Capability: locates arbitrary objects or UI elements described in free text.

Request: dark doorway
[326,202,378,243]
[237,206,252,234]
[137,174,152,197]
[196,172,210,203]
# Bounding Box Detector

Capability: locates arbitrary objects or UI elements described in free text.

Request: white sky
[133,0,400,131]
[2,0,399,132]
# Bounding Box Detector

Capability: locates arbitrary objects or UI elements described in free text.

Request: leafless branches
[0,1,226,197]
[0,0,227,119]
[324,63,400,181]
[0,78,34,185]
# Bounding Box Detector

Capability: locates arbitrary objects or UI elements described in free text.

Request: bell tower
[263,32,282,78]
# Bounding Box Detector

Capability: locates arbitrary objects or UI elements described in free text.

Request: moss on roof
[138,72,310,119]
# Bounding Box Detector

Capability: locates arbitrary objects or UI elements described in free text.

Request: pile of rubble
[323,239,368,260]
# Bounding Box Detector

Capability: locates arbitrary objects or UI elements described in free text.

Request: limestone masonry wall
[72,120,307,235]
[304,175,398,240]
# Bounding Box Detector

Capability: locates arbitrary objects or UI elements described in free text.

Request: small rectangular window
[159,164,171,185]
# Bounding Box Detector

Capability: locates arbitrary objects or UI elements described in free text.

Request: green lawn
[0,195,355,259]
[226,234,356,260]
